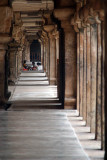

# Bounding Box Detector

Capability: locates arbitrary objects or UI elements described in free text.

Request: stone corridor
[0,70,104,160]
[0,110,89,160]
[8,71,62,110]
[0,0,107,159]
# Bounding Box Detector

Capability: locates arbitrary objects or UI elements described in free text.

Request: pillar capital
[54,8,75,21]
[44,25,55,33]
[99,10,104,21]
[0,34,12,44]
[54,31,59,40]
[48,32,55,39]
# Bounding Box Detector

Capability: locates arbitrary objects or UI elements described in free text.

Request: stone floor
[8,71,62,110]
[9,71,57,101]
[0,110,90,160]
[4,71,104,160]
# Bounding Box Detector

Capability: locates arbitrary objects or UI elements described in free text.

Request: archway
[30,40,41,62]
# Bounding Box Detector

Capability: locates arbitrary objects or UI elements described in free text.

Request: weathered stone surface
[63,26,77,108]
[86,25,91,126]
[83,27,87,121]
[90,23,97,134]
[54,8,75,21]
[76,32,80,113]
[79,28,84,116]
[49,34,56,85]
[8,48,18,84]
[96,22,102,140]
[0,0,8,6]
[0,7,12,33]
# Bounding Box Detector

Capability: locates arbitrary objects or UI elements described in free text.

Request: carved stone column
[43,40,46,72]
[41,41,44,66]
[55,31,59,83]
[8,47,17,84]
[54,8,76,108]
[45,38,50,77]
[39,39,44,67]
[0,37,11,106]
[0,5,12,106]
[76,30,80,113]
[100,15,105,150]
[90,23,97,134]
[83,26,87,121]
[96,19,102,140]
[44,25,56,85]
[86,24,91,126]
[49,33,56,85]
[104,1,107,158]
[72,0,82,113]
[17,47,23,76]
[24,41,30,61]
[79,28,84,115]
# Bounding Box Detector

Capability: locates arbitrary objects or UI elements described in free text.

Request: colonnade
[39,25,60,85]
[0,0,107,158]
[69,0,105,150]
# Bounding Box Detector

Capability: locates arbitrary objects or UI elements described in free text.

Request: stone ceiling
[12,0,54,41]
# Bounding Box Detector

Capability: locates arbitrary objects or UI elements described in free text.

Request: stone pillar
[0,40,11,105]
[96,21,102,140]
[17,47,23,76]
[43,41,46,72]
[83,27,87,121]
[63,25,77,108]
[105,1,107,158]
[55,32,59,84]
[25,41,30,61]
[90,23,97,133]
[44,25,56,84]
[46,38,50,77]
[86,24,91,126]
[49,33,56,85]
[0,44,7,105]
[79,28,84,115]
[8,47,17,84]
[101,19,105,150]
[15,51,18,79]
[0,5,12,106]
[77,31,80,113]
[54,8,76,108]
[45,39,48,75]
[40,41,44,66]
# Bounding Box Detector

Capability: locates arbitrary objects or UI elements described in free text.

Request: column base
[50,78,56,85]
[0,91,11,106]
[8,78,16,86]
[64,97,76,109]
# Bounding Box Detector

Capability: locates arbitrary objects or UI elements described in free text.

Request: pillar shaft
[90,24,97,133]
[86,25,91,126]
[79,28,84,115]
[18,48,23,76]
[96,23,102,140]
[25,42,30,61]
[83,27,87,121]
[63,26,77,108]
[77,32,80,113]
[40,41,44,66]
[46,39,50,77]
[8,48,17,83]
[105,2,107,158]
[101,21,105,149]
[43,42,46,72]
[49,35,56,85]
[0,44,11,105]
[0,46,6,104]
